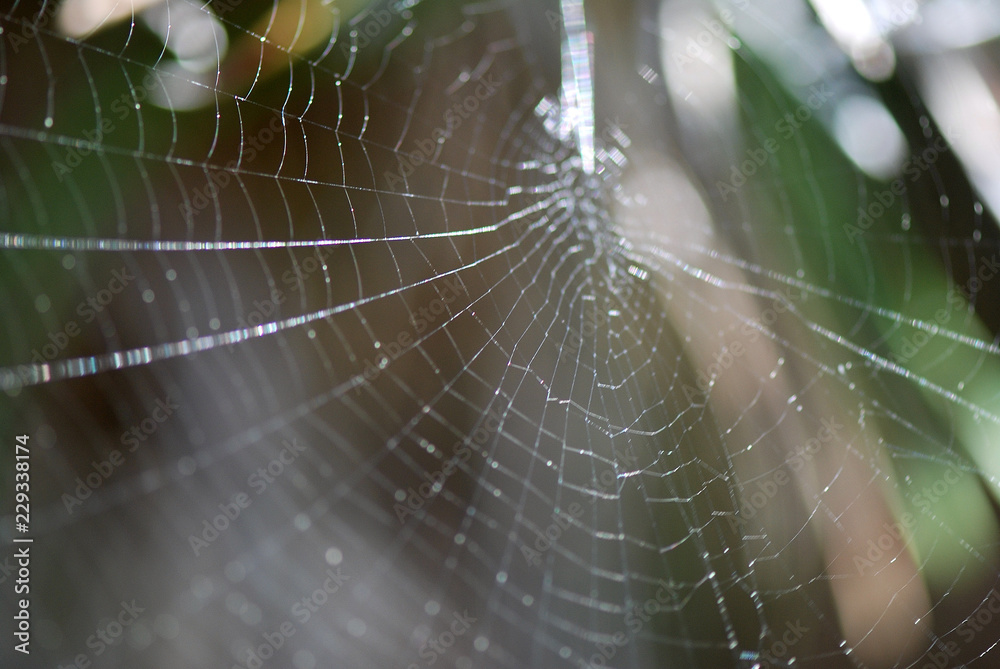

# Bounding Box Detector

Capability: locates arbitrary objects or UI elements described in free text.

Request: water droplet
[347,619,366,637]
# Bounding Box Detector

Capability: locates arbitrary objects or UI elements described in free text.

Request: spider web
[2,0,1000,667]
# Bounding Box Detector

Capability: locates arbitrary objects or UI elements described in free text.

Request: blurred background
[3,0,1000,667]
